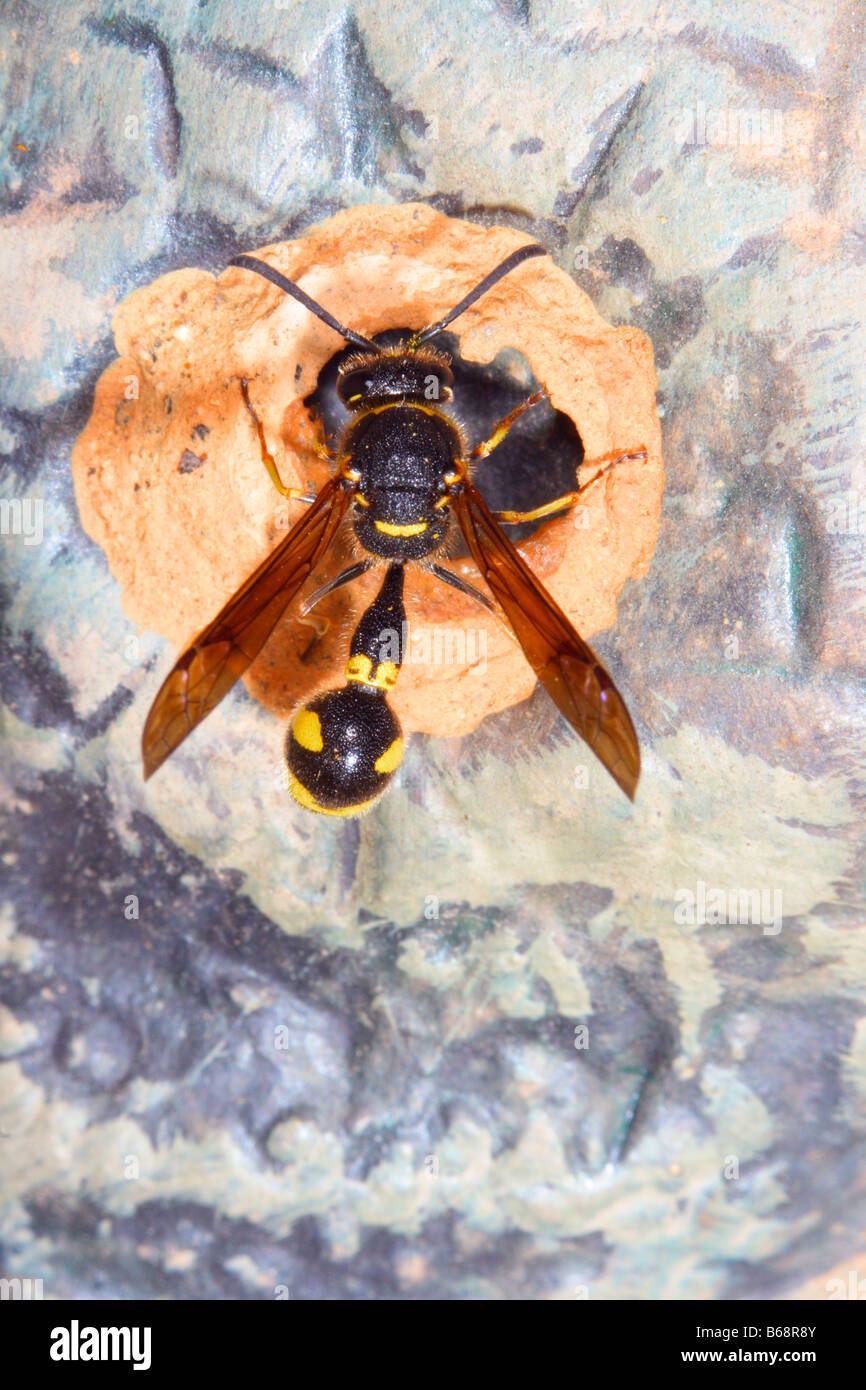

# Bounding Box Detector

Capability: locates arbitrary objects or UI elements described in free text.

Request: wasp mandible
[142,244,645,813]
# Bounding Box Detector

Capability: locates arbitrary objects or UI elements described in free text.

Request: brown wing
[142,476,350,779]
[452,481,640,799]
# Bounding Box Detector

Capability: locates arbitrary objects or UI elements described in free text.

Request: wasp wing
[142,475,350,779]
[452,481,640,799]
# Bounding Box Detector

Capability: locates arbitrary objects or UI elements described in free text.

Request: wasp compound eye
[285,687,404,817]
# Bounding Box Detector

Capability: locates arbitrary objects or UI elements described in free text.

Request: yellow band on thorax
[374,519,427,537]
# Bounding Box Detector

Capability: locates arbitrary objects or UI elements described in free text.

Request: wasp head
[336,344,453,410]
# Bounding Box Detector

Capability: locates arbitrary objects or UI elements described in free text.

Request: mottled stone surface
[1,1,865,1301]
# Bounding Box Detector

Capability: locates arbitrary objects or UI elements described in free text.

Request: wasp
[142,243,644,813]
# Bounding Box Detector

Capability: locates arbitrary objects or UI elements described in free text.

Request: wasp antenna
[229,254,378,351]
[413,243,547,345]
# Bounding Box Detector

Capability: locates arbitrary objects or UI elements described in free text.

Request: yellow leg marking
[307,411,334,463]
[240,378,314,501]
[292,708,323,752]
[470,389,548,460]
[374,737,404,774]
[495,492,584,524]
[494,446,648,524]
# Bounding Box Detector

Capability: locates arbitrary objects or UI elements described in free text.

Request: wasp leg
[301,560,372,615]
[430,563,498,615]
[240,378,318,502]
[469,389,548,460]
[492,446,648,524]
[305,406,336,464]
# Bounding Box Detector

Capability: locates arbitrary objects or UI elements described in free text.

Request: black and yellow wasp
[142,243,643,814]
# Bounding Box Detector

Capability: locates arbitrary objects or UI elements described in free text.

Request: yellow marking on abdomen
[374,737,404,774]
[374,519,427,537]
[288,772,379,817]
[345,654,399,689]
[291,708,324,752]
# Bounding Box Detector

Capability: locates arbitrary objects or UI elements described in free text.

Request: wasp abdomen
[286,563,406,817]
[286,686,403,816]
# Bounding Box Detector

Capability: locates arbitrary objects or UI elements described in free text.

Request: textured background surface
[1,0,865,1300]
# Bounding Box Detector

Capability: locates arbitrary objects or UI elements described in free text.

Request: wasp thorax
[337,345,453,408]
